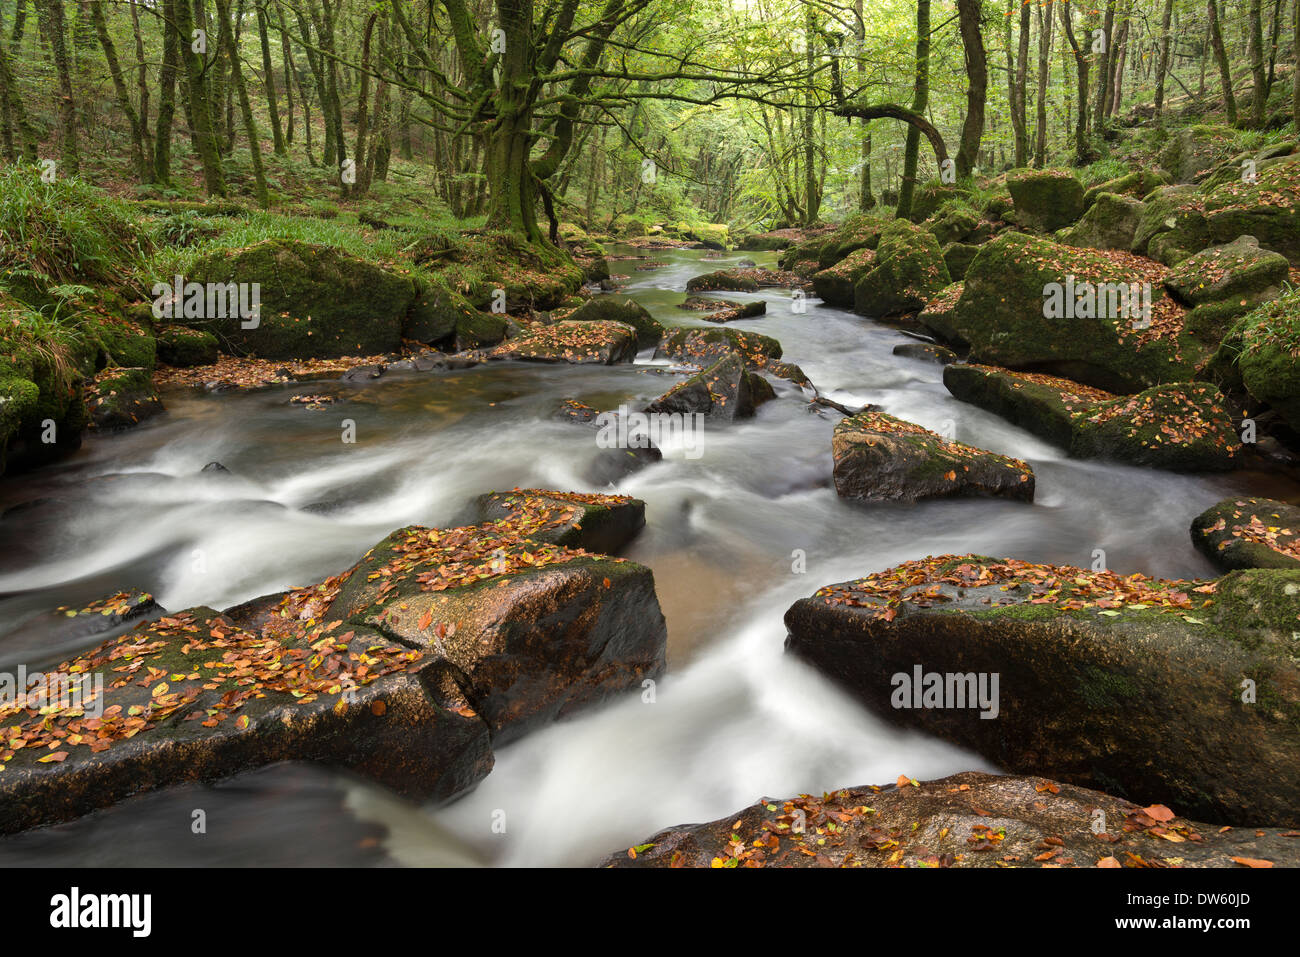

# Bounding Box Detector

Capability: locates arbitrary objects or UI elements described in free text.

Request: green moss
[853,220,950,317]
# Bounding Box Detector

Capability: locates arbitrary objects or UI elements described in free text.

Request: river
[0,243,1288,866]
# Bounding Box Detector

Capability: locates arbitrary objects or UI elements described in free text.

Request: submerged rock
[892,342,957,365]
[552,400,664,483]
[783,555,1300,826]
[832,410,1034,503]
[601,770,1300,867]
[1191,497,1300,571]
[0,491,666,835]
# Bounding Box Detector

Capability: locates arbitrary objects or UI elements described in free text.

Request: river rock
[655,326,783,370]
[565,296,665,347]
[832,410,1035,503]
[644,353,774,421]
[949,231,1198,392]
[943,364,1242,471]
[86,368,164,432]
[893,342,957,364]
[490,320,638,364]
[601,770,1300,868]
[0,491,667,834]
[1191,497,1300,571]
[186,240,417,359]
[853,220,951,318]
[552,400,663,483]
[783,555,1300,826]
[155,325,219,367]
[1214,289,1300,432]
[469,488,647,555]
[811,248,876,307]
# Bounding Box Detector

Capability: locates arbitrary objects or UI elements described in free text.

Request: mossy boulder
[1131,185,1211,265]
[815,214,885,268]
[923,200,984,246]
[644,352,774,421]
[1083,169,1172,208]
[655,326,783,370]
[405,277,477,347]
[950,232,1196,392]
[685,270,760,293]
[490,320,637,364]
[1057,192,1143,251]
[1201,153,1300,264]
[1006,168,1085,231]
[908,182,973,223]
[944,364,1242,471]
[566,296,664,347]
[559,224,610,282]
[917,282,965,343]
[1158,125,1235,183]
[1192,497,1300,572]
[411,231,584,311]
[853,220,951,318]
[187,240,416,359]
[86,367,164,431]
[811,247,876,307]
[832,410,1035,503]
[155,325,219,367]
[941,243,980,280]
[455,310,509,350]
[784,555,1300,826]
[1220,290,1300,431]
[1163,235,1290,308]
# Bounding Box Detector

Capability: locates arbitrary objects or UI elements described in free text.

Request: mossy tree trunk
[955,0,986,179]
[897,0,930,220]
[215,0,268,206]
[36,0,79,174]
[1207,0,1238,126]
[89,0,150,181]
[176,0,227,195]
[154,0,179,182]
[1154,0,1174,118]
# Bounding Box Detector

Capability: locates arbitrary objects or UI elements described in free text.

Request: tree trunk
[1248,0,1269,126]
[256,1,285,154]
[1034,0,1054,166]
[177,0,226,194]
[1060,0,1092,164]
[154,0,180,182]
[1154,0,1175,117]
[1208,0,1238,125]
[130,0,152,165]
[955,0,986,178]
[37,0,79,174]
[895,0,932,218]
[0,31,38,160]
[90,0,150,181]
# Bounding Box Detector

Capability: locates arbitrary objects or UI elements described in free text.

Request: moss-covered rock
[1082,168,1172,208]
[1158,124,1236,183]
[923,200,985,246]
[832,410,1035,503]
[655,326,783,370]
[917,282,965,343]
[783,555,1300,826]
[892,341,957,364]
[405,277,477,347]
[86,367,164,431]
[853,220,951,318]
[814,214,885,268]
[1221,290,1300,431]
[945,364,1242,471]
[1058,192,1143,251]
[410,231,584,311]
[1201,153,1300,264]
[950,232,1197,392]
[1006,168,1085,231]
[187,240,416,359]
[1131,185,1211,265]
[490,319,637,364]
[1164,235,1290,308]
[644,352,774,421]
[908,182,973,223]
[1192,497,1300,572]
[811,247,876,307]
[455,310,509,351]
[941,242,980,280]
[565,296,665,347]
[155,325,219,367]
[685,269,759,293]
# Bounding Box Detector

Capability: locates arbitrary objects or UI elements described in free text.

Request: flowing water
[0,244,1292,866]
